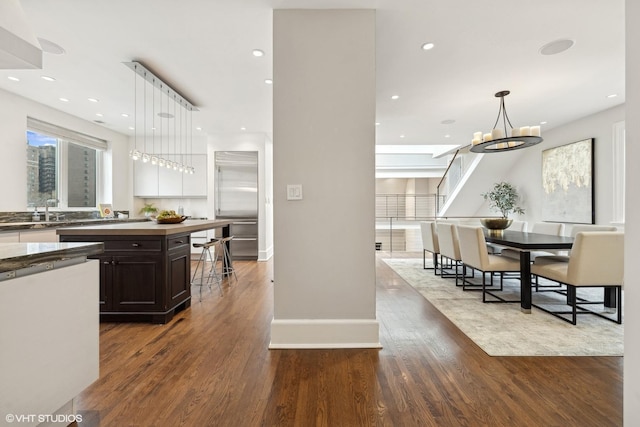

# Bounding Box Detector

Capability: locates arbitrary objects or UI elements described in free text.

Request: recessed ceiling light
[375,122,381,126]
[128,126,135,130]
[96,113,103,117]
[59,97,69,102]
[444,134,451,138]
[121,113,129,117]
[196,127,202,131]
[252,49,264,57]
[88,98,99,103]
[391,95,399,100]
[421,42,435,51]
[400,134,405,138]
[41,76,56,82]
[240,127,246,131]
[607,93,618,98]
[540,121,547,125]
[37,37,66,55]
[7,76,19,82]
[539,39,575,56]
[264,79,273,84]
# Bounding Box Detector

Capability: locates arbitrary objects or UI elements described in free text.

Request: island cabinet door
[168,249,190,307]
[111,255,163,312]
[167,234,191,308]
[97,255,113,310]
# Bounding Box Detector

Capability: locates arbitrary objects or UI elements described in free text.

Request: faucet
[45,198,59,222]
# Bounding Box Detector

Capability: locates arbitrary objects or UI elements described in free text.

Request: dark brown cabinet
[60,233,191,323]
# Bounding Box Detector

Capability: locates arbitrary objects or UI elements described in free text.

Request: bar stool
[191,238,222,300]
[218,236,238,283]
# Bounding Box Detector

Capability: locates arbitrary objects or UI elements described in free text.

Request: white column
[271,10,379,348]
[625,0,640,423]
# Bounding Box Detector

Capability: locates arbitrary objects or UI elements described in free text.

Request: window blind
[27,117,108,151]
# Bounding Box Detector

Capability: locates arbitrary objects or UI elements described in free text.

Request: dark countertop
[0,218,150,233]
[0,242,105,273]
[56,219,232,237]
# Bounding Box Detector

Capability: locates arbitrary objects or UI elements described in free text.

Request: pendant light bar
[125,61,197,173]
[123,61,199,112]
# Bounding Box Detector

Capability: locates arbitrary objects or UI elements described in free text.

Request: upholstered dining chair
[456,225,521,302]
[531,231,624,325]
[436,222,468,286]
[420,221,440,273]
[541,224,619,260]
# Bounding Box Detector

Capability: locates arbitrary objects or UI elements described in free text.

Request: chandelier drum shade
[470,90,543,153]
[124,61,198,173]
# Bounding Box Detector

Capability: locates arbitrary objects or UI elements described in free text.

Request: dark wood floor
[75,253,622,426]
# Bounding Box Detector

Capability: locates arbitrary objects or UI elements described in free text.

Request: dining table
[483,229,574,313]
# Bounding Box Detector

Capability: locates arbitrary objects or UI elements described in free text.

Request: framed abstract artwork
[541,138,594,224]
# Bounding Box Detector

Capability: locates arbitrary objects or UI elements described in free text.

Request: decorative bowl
[153,216,187,224]
[480,218,513,230]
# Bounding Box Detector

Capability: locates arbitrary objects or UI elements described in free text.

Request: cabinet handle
[175,240,184,244]
[103,261,111,265]
[131,243,140,247]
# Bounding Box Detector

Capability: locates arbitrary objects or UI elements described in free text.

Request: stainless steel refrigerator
[214,151,258,259]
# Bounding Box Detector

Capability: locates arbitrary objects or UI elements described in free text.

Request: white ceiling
[0,0,625,150]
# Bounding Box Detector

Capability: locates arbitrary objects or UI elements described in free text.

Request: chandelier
[124,61,197,173]
[470,90,542,153]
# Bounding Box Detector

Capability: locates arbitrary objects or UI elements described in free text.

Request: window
[26,118,107,209]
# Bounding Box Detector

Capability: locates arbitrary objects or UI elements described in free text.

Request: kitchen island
[0,242,103,426]
[57,219,231,323]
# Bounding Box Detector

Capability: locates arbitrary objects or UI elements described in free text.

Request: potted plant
[480,181,524,231]
[139,203,158,217]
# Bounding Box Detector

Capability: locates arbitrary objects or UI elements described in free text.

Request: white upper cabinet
[133,161,159,197]
[182,155,208,197]
[134,154,207,198]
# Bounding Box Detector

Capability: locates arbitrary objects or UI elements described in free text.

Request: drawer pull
[131,243,140,247]
[175,240,185,244]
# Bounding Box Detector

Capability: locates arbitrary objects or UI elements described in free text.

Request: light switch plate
[287,184,303,200]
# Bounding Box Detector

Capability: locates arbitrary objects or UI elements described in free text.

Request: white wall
[271,10,379,348]
[625,0,639,422]
[443,104,625,226]
[0,88,130,212]
[505,104,624,228]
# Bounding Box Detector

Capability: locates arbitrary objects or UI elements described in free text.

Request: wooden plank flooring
[74,253,622,426]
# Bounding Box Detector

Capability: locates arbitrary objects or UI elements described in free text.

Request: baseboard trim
[258,245,273,261]
[269,318,382,349]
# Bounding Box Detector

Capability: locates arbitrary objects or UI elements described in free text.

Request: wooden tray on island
[153,216,187,224]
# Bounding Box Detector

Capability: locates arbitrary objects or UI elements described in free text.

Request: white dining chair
[420,221,440,273]
[531,231,624,325]
[457,225,521,302]
[436,223,469,286]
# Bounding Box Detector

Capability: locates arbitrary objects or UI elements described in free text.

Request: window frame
[26,119,106,210]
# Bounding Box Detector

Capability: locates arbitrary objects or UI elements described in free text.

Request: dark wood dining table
[483,229,574,313]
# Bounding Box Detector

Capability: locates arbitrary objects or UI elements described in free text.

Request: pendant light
[470,90,543,153]
[124,61,198,172]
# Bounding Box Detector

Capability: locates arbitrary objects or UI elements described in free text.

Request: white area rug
[383,258,623,357]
